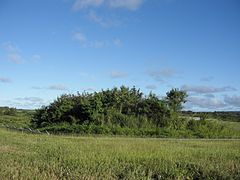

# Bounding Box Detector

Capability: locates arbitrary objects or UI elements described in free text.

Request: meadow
[0,128,239,179]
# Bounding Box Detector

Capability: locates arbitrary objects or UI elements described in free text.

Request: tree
[165,89,188,129]
[166,88,187,112]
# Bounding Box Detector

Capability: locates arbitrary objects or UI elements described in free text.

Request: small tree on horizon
[165,88,188,129]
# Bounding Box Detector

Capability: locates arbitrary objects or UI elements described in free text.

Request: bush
[3,107,17,116]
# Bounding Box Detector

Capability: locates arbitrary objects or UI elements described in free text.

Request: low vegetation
[0,107,18,116]
[0,128,239,179]
[0,107,32,128]
[183,111,240,122]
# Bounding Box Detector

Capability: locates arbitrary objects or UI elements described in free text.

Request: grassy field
[0,110,32,128]
[0,128,239,179]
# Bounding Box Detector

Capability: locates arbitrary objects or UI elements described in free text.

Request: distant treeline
[0,107,17,116]
[183,111,240,122]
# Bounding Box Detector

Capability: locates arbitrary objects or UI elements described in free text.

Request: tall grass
[0,128,239,179]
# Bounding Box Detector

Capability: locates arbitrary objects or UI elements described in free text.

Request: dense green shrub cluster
[31,86,236,137]
[32,86,186,129]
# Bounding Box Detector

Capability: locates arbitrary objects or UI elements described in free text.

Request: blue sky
[0,0,240,111]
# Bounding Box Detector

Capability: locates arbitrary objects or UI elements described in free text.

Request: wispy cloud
[82,87,97,91]
[145,84,157,90]
[185,89,240,110]
[31,54,41,63]
[12,97,47,109]
[187,96,227,110]
[32,86,43,90]
[108,0,144,10]
[72,1,143,28]
[88,10,121,27]
[0,77,11,83]
[113,38,122,47]
[73,31,104,48]
[89,40,108,48]
[2,42,41,64]
[73,0,144,11]
[7,53,23,64]
[15,97,44,103]
[224,95,240,108]
[181,85,237,94]
[109,70,128,78]
[73,31,87,45]
[147,68,177,82]
[200,76,214,82]
[79,72,96,80]
[2,97,48,109]
[2,42,23,64]
[72,31,122,48]
[204,94,215,98]
[48,84,69,91]
[32,84,69,91]
[3,41,20,52]
[73,0,104,10]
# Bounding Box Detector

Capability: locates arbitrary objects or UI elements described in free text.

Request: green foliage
[166,88,187,112]
[0,128,239,179]
[0,108,33,128]
[30,87,240,138]
[0,107,17,116]
[32,86,184,130]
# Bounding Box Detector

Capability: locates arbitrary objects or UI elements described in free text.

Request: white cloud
[7,53,23,64]
[48,84,69,91]
[73,31,87,45]
[147,68,177,82]
[32,86,43,90]
[145,85,157,90]
[0,77,11,83]
[187,96,226,110]
[15,97,44,103]
[2,42,23,64]
[110,70,128,78]
[73,0,144,10]
[72,31,120,48]
[83,87,96,91]
[89,40,108,48]
[72,0,144,28]
[2,42,20,52]
[88,10,105,26]
[32,54,41,62]
[73,0,104,10]
[224,95,240,108]
[204,94,215,98]
[32,84,69,91]
[181,85,237,94]
[108,0,143,10]
[2,42,41,64]
[88,10,121,27]
[1,97,47,109]
[113,38,122,47]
